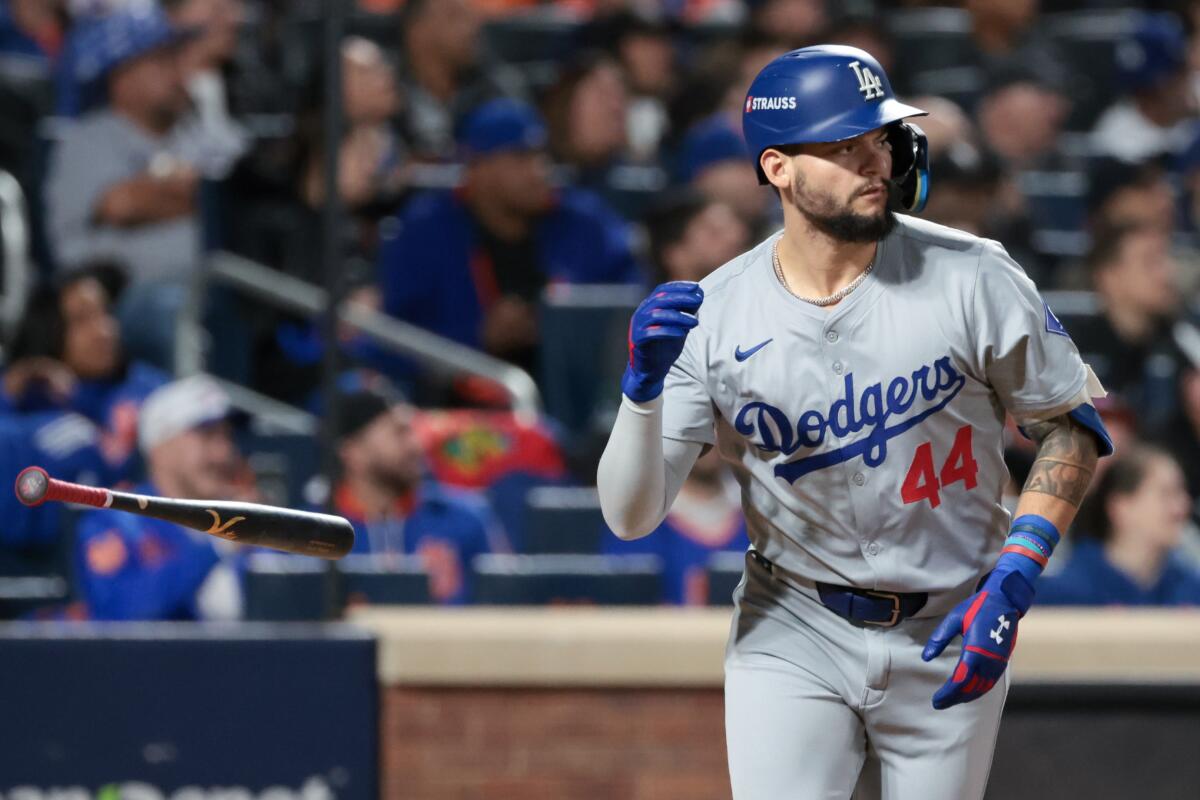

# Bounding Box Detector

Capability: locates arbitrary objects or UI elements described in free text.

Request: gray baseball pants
[724,551,1007,800]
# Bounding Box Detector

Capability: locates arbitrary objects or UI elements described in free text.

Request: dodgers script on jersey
[661,215,1089,594]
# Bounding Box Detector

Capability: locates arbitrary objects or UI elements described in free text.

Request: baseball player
[597,46,1112,799]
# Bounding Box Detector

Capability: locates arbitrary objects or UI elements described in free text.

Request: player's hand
[921,568,1034,710]
[621,281,704,403]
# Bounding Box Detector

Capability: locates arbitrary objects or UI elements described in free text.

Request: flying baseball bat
[14,466,354,559]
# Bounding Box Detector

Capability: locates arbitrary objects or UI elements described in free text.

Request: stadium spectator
[301,36,405,215]
[921,148,1045,284]
[396,0,527,159]
[588,10,677,164]
[0,0,65,76]
[1092,12,1197,164]
[46,7,198,279]
[75,376,249,620]
[330,385,507,604]
[1155,366,1200,516]
[379,99,641,373]
[1071,223,1187,436]
[677,115,771,234]
[0,0,66,223]
[161,0,248,179]
[1085,157,1177,235]
[745,0,828,49]
[976,70,1069,171]
[44,7,223,367]
[1039,446,1200,606]
[1,268,167,475]
[604,444,748,605]
[902,0,1072,113]
[543,52,632,190]
[645,190,751,285]
[0,411,110,555]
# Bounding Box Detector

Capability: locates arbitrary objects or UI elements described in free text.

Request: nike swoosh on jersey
[735,339,773,362]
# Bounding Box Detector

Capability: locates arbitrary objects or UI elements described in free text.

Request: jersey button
[832,361,844,374]
[852,472,865,486]
[867,542,880,556]
[826,330,839,343]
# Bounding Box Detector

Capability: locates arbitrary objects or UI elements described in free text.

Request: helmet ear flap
[887,122,930,213]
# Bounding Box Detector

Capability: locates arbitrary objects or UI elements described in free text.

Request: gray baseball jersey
[662,214,1089,594]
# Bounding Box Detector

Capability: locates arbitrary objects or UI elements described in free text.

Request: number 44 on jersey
[901,425,978,508]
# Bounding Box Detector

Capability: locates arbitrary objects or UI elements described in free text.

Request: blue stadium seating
[337,553,430,605]
[242,553,330,621]
[523,486,606,554]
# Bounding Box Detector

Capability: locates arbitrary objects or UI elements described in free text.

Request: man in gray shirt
[46,6,202,286]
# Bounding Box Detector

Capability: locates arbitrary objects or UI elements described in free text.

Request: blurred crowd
[2,0,1200,620]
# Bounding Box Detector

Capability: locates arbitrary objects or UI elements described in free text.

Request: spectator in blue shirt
[605,445,748,605]
[330,385,507,604]
[75,376,247,620]
[379,99,642,376]
[1039,445,1200,607]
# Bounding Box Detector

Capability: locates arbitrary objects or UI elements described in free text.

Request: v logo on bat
[206,510,246,539]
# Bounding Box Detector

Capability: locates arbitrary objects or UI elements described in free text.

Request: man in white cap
[74,375,246,620]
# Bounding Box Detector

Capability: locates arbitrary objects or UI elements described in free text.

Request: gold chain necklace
[772,239,874,307]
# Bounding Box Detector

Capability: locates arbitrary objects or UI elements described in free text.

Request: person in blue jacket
[0,411,111,554]
[604,445,749,605]
[378,98,643,375]
[329,385,506,604]
[2,268,167,474]
[1039,444,1200,606]
[75,376,246,620]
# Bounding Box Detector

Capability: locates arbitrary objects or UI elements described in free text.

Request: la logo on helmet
[848,60,884,100]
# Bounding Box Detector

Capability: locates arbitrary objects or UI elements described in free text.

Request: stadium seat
[706,551,746,606]
[242,553,330,621]
[1042,10,1139,132]
[539,283,643,437]
[482,16,582,66]
[240,432,320,508]
[471,554,662,605]
[337,553,430,605]
[523,486,606,554]
[0,575,70,620]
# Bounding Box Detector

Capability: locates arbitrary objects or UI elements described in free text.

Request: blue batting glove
[921,569,1033,709]
[620,281,704,403]
[922,514,1058,710]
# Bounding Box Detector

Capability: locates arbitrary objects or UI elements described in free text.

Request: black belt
[750,550,927,628]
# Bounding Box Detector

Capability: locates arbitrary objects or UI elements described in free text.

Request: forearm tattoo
[1020,414,1099,508]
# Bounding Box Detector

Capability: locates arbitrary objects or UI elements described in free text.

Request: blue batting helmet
[743,45,931,212]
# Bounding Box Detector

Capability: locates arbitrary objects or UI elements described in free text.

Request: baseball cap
[458,99,549,160]
[70,6,194,107]
[138,375,233,454]
[679,115,749,182]
[1115,12,1188,94]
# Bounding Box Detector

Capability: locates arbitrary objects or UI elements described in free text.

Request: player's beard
[791,173,896,243]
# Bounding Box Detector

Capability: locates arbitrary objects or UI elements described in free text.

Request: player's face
[785,128,896,243]
[60,278,120,380]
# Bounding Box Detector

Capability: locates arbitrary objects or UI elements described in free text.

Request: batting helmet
[743,45,931,213]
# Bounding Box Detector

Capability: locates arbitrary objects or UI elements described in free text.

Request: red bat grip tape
[45,479,110,508]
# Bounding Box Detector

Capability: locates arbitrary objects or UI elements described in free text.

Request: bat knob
[15,466,50,507]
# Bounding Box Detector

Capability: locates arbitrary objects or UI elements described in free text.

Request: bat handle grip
[46,479,110,508]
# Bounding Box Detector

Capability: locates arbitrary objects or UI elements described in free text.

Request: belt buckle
[863,590,902,627]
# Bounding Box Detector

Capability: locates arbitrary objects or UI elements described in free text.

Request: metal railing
[0,170,31,347]
[177,251,542,421]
